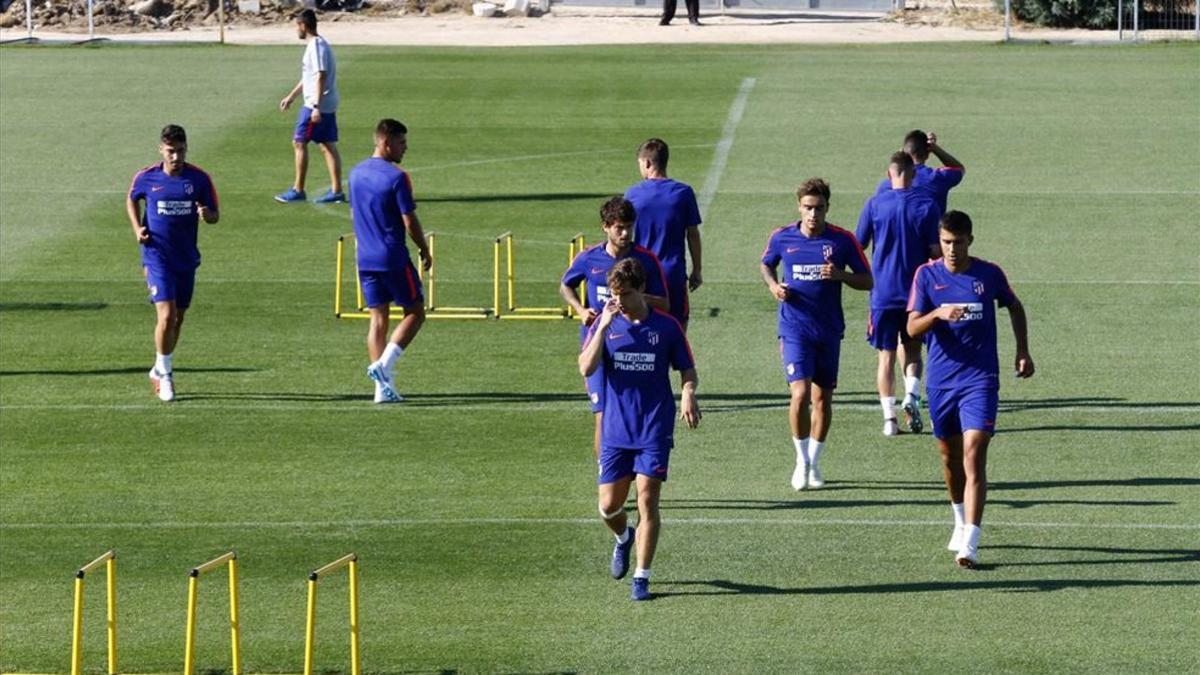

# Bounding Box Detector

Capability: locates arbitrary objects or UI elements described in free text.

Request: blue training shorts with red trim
[598,444,672,484]
[866,307,912,351]
[780,333,840,389]
[359,264,424,309]
[144,264,196,309]
[293,107,338,144]
[927,385,999,439]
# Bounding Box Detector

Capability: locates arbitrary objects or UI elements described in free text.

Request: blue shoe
[630,577,651,601]
[367,362,403,403]
[313,190,346,204]
[274,188,306,203]
[610,526,635,579]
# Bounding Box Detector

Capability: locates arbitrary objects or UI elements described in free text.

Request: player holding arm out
[907,210,1034,568]
[875,130,965,216]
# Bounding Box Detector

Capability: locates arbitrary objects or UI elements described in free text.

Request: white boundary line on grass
[698,77,756,217]
[0,516,1195,531]
[0,402,1195,413]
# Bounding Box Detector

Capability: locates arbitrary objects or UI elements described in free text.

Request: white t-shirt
[301,36,338,113]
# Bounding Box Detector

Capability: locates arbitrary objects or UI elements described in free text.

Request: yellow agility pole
[183,551,241,675]
[304,553,361,675]
[568,233,586,318]
[71,550,117,675]
[335,237,345,317]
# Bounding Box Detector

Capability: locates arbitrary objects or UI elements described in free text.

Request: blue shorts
[780,334,840,389]
[927,385,999,440]
[144,265,196,308]
[667,280,690,325]
[359,265,424,309]
[293,107,338,144]
[866,307,912,351]
[585,367,606,414]
[598,444,672,484]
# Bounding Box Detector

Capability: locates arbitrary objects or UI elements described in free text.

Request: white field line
[0,516,1195,531]
[698,77,757,218]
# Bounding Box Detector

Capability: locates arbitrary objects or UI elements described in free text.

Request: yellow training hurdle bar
[183,551,241,675]
[71,550,117,675]
[335,232,588,321]
[304,553,361,675]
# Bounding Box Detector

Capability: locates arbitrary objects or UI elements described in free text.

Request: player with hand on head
[349,119,431,403]
[761,178,872,491]
[561,196,671,458]
[624,138,703,331]
[276,8,343,204]
[579,258,699,601]
[907,210,1034,568]
[857,151,941,436]
[874,130,965,216]
[126,124,219,403]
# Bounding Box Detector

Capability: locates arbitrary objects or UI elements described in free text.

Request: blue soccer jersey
[907,257,1017,389]
[349,157,417,272]
[562,244,669,339]
[875,164,964,215]
[761,223,871,341]
[129,163,218,271]
[588,309,695,449]
[856,188,940,310]
[624,178,701,290]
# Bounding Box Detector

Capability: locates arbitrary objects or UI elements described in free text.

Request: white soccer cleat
[366,362,403,403]
[373,382,404,404]
[955,542,978,569]
[807,464,824,488]
[947,524,965,552]
[149,369,175,402]
[882,418,899,436]
[791,463,809,491]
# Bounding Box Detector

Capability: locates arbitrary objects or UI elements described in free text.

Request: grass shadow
[654,577,1200,598]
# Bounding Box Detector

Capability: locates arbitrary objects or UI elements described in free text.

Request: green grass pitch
[1,40,1198,672]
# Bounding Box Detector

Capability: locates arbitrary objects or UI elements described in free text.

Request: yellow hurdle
[567,232,586,318]
[70,550,117,675]
[494,231,576,320]
[183,551,241,675]
[303,553,361,675]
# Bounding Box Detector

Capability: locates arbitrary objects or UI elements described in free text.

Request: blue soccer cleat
[366,362,403,403]
[274,188,307,203]
[313,190,346,204]
[611,526,635,579]
[903,398,924,434]
[630,577,651,601]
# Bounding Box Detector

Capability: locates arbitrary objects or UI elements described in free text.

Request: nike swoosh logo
[591,268,606,274]
[934,284,948,290]
[151,186,165,192]
[786,247,801,253]
[608,334,625,339]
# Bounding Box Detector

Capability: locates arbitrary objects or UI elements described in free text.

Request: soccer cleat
[955,543,978,569]
[807,464,825,489]
[611,526,636,579]
[883,418,899,436]
[947,524,965,551]
[366,362,403,403]
[630,577,651,601]
[903,398,924,434]
[790,463,809,491]
[313,190,346,204]
[149,368,175,402]
[274,188,307,203]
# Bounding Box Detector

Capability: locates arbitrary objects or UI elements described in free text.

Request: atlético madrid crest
[647,331,660,346]
[973,280,985,295]
[185,183,194,195]
[822,244,834,259]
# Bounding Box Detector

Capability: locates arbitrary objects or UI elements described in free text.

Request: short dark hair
[940,210,973,236]
[903,129,930,160]
[296,8,317,31]
[796,177,831,205]
[889,150,914,175]
[637,138,669,172]
[600,196,636,226]
[607,257,646,293]
[160,124,187,145]
[375,118,408,138]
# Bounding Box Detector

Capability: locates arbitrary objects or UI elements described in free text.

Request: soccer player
[126,124,220,402]
[579,258,699,601]
[874,130,965,215]
[560,196,671,458]
[624,138,703,330]
[760,178,872,490]
[907,211,1034,568]
[857,152,941,436]
[276,8,343,204]
[349,119,432,403]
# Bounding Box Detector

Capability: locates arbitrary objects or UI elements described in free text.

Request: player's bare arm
[578,298,619,377]
[126,196,150,244]
[196,199,218,225]
[821,262,873,291]
[311,72,327,123]
[926,132,964,169]
[402,212,433,271]
[686,225,703,291]
[907,305,965,338]
[558,283,595,325]
[280,81,303,111]
[760,263,789,301]
[679,368,701,429]
[1007,298,1035,378]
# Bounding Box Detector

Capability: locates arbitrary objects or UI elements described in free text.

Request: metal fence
[1117,0,1199,40]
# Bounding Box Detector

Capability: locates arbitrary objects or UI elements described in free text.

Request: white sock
[615,527,630,544]
[962,524,981,550]
[155,353,172,375]
[381,342,404,372]
[807,440,824,466]
[903,376,920,402]
[880,396,896,420]
[952,502,965,527]
[793,437,809,466]
[633,568,650,580]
